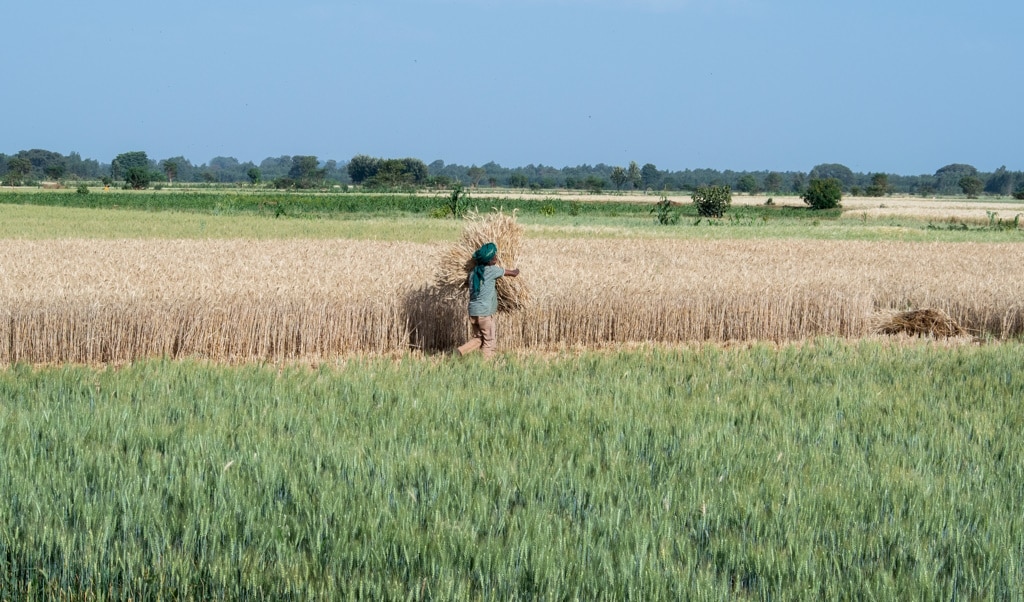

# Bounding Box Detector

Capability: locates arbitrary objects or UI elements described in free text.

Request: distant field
[2,195,1023,244]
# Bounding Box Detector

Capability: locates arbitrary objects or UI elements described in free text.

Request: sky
[3,0,1022,175]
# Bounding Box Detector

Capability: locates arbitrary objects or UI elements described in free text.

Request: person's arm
[503,268,520,278]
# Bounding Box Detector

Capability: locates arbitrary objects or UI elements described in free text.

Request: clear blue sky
[4,0,1021,175]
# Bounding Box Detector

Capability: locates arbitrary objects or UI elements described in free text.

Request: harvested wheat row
[1,238,1023,363]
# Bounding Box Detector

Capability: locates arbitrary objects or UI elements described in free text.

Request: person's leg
[457,316,484,355]
[478,315,496,359]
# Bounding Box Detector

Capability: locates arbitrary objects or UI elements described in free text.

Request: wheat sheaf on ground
[872,308,968,338]
[434,209,530,313]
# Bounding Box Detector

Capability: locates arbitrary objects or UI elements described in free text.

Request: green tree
[627,161,641,190]
[400,158,429,185]
[204,156,246,182]
[809,163,854,189]
[161,160,179,184]
[111,151,150,181]
[427,175,453,189]
[289,156,325,188]
[508,173,528,188]
[984,166,1015,196]
[609,166,628,190]
[365,159,414,189]
[4,157,31,185]
[258,156,293,181]
[467,166,486,187]
[802,178,842,209]
[584,176,606,193]
[17,149,65,180]
[640,163,660,190]
[958,175,983,198]
[764,172,782,194]
[65,151,102,179]
[935,163,978,195]
[736,174,759,194]
[347,154,381,184]
[125,166,152,189]
[43,163,66,181]
[158,156,195,182]
[247,167,262,185]
[865,173,889,197]
[791,172,806,195]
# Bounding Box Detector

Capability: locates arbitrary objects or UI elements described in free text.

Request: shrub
[651,195,679,225]
[442,183,468,218]
[76,184,90,195]
[802,178,843,210]
[691,185,732,218]
[124,167,152,190]
[273,177,295,190]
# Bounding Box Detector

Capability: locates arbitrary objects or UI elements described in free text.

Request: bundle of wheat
[435,209,530,312]
[874,308,968,338]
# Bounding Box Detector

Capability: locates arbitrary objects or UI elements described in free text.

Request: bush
[76,184,90,194]
[691,185,732,218]
[802,178,843,210]
[651,195,679,225]
[441,183,468,218]
[273,177,295,190]
[124,167,152,190]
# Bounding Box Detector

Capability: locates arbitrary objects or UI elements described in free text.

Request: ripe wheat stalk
[1,238,1021,363]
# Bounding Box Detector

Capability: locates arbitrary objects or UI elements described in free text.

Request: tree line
[2,148,1022,198]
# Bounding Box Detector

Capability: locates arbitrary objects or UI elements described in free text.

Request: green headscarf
[470,242,497,294]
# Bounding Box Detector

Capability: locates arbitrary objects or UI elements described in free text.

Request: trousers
[457,315,496,358]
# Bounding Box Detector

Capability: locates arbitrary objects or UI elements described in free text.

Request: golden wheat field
[1,236,1022,363]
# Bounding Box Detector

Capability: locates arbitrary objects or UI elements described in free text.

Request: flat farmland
[416,189,1024,222]
[1,236,1022,363]
[2,193,1024,600]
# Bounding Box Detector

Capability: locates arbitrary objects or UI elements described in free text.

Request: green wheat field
[2,342,1022,600]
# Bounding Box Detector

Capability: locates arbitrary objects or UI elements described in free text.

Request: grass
[1,340,1022,599]
[0,203,461,242]
[2,194,1022,243]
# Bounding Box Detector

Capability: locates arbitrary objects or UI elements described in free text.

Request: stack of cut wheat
[435,209,530,313]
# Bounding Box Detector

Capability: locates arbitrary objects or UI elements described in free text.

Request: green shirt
[468,266,505,317]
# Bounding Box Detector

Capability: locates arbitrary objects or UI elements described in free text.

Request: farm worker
[457,242,519,359]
